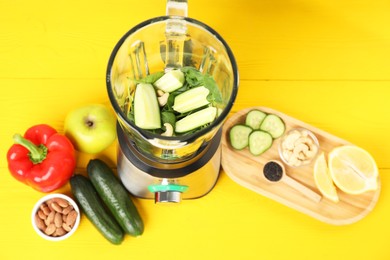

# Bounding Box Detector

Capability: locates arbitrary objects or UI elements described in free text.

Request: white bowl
[31,193,80,241]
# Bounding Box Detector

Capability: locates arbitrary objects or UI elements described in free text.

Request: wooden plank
[0,1,389,80]
[1,78,389,169]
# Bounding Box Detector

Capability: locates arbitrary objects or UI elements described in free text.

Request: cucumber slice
[245,109,267,129]
[153,69,185,93]
[260,114,285,138]
[229,124,253,150]
[173,86,210,113]
[175,106,217,133]
[134,83,161,129]
[248,130,273,155]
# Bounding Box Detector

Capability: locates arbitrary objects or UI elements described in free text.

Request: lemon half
[328,145,378,195]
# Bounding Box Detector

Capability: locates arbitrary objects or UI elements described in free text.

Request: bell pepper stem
[13,134,48,164]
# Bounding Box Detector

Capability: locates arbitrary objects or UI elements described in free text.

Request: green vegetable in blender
[129,67,222,136]
[134,71,165,84]
[154,69,185,93]
[134,83,161,129]
[175,106,217,133]
[161,111,176,129]
[181,66,222,103]
[173,86,210,113]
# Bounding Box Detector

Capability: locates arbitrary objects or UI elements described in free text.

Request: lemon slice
[314,152,339,202]
[328,145,378,195]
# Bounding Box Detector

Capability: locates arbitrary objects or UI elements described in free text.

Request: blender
[106,0,238,203]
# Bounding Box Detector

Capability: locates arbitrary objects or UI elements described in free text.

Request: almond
[37,210,46,220]
[51,202,63,213]
[45,210,55,226]
[35,214,46,231]
[62,205,73,215]
[40,204,51,215]
[54,212,63,228]
[45,224,56,235]
[53,198,69,208]
[55,227,66,236]
[66,210,78,227]
[62,223,72,232]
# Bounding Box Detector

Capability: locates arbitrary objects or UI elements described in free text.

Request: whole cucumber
[87,159,144,237]
[70,174,124,245]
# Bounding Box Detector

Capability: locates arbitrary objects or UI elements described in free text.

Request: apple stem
[84,117,95,128]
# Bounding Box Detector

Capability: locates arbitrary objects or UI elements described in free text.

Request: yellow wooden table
[1,1,389,259]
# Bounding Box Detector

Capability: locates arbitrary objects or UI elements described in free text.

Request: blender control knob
[155,191,181,203]
[148,183,188,203]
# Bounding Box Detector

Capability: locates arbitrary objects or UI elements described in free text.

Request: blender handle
[164,0,188,69]
[166,0,188,17]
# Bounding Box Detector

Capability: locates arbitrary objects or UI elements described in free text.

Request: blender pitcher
[106,0,238,202]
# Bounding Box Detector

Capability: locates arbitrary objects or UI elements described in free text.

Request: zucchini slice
[245,109,267,129]
[153,69,185,93]
[173,86,210,113]
[229,124,253,150]
[248,130,273,155]
[175,106,217,133]
[260,114,285,138]
[134,83,161,129]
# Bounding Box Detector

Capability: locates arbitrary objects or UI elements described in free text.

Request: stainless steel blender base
[117,127,222,202]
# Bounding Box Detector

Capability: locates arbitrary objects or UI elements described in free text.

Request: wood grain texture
[222,107,380,225]
[1,0,390,259]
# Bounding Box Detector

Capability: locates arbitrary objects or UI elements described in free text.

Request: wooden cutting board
[221,107,381,225]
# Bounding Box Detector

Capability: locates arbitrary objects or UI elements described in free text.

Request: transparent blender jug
[106,0,238,163]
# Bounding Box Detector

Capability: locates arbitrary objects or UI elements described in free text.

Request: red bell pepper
[7,124,76,192]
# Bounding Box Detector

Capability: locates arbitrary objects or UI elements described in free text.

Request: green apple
[64,104,117,154]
